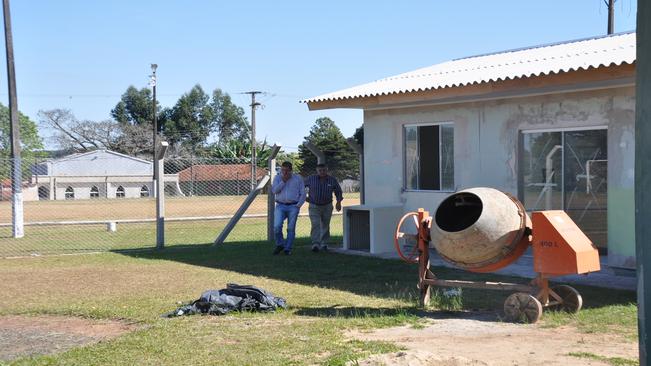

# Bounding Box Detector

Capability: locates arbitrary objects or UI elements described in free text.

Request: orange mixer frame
[394,208,601,323]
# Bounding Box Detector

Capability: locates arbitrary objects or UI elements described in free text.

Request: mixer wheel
[549,285,583,313]
[504,292,543,323]
[394,212,422,264]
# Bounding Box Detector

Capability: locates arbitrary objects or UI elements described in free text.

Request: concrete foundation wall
[363,86,636,268]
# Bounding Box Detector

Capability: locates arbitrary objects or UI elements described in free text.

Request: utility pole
[3,0,23,238]
[636,0,651,363]
[244,91,262,190]
[150,64,158,196]
[607,0,615,35]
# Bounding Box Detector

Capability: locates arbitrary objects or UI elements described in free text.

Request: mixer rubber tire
[504,292,543,323]
[549,285,583,313]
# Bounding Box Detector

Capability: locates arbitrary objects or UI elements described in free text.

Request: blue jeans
[274,204,300,251]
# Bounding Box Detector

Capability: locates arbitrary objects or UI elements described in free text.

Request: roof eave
[306,63,635,111]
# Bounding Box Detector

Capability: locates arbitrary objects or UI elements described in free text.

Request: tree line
[37,85,250,159]
[1,84,362,180]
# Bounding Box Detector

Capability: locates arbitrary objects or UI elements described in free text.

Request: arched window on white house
[140,185,150,198]
[90,186,100,199]
[65,186,74,200]
[116,185,125,198]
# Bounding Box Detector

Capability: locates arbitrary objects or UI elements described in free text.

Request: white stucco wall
[52,181,151,200]
[363,86,635,269]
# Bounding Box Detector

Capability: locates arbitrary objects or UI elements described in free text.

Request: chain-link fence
[0,152,360,257]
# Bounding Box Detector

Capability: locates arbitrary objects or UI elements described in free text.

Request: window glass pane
[521,132,562,210]
[563,129,607,250]
[440,125,454,190]
[404,126,418,190]
[418,125,439,190]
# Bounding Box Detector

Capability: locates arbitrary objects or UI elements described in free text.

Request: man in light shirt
[271,161,306,255]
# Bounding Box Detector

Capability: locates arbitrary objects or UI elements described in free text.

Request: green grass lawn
[0,239,638,365]
[0,215,340,257]
[0,192,361,257]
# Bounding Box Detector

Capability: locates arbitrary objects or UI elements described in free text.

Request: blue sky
[0,0,638,152]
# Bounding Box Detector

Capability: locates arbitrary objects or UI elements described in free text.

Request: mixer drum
[431,187,530,273]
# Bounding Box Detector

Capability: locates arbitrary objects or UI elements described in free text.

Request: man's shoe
[273,246,283,255]
[284,250,291,256]
[311,244,320,253]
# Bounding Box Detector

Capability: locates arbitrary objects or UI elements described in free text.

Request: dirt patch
[0,315,140,361]
[348,313,638,366]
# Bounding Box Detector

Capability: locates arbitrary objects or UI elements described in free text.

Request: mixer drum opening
[435,192,483,232]
[430,187,529,272]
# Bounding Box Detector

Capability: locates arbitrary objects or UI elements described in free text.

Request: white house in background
[32,150,183,200]
[305,32,636,270]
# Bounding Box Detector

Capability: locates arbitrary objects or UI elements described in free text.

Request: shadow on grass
[292,306,501,322]
[113,239,636,312]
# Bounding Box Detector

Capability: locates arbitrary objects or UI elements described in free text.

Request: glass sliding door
[522,132,563,211]
[521,128,607,251]
[563,130,608,251]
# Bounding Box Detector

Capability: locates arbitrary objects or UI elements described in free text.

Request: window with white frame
[116,185,125,198]
[140,185,150,198]
[404,123,454,191]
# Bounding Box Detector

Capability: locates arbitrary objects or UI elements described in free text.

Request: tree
[111,86,160,128]
[353,124,363,147]
[276,151,303,172]
[0,104,44,181]
[162,85,214,152]
[206,138,275,168]
[206,138,252,160]
[0,103,43,159]
[211,89,250,143]
[38,108,152,156]
[298,117,359,180]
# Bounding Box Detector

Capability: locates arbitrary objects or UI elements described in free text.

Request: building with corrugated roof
[305,32,636,270]
[32,150,182,200]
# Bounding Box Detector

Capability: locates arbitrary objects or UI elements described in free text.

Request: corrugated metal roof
[304,32,635,104]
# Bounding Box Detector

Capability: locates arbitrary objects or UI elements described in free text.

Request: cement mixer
[394,187,601,323]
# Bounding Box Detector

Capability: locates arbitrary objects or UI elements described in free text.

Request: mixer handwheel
[504,292,543,323]
[549,285,583,313]
[394,212,422,264]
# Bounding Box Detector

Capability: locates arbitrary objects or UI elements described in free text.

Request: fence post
[304,141,326,165]
[267,144,281,241]
[156,141,169,249]
[190,156,194,196]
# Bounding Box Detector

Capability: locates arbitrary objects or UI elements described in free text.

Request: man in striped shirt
[304,163,343,252]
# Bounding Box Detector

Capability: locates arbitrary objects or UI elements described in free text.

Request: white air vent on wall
[343,204,404,254]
